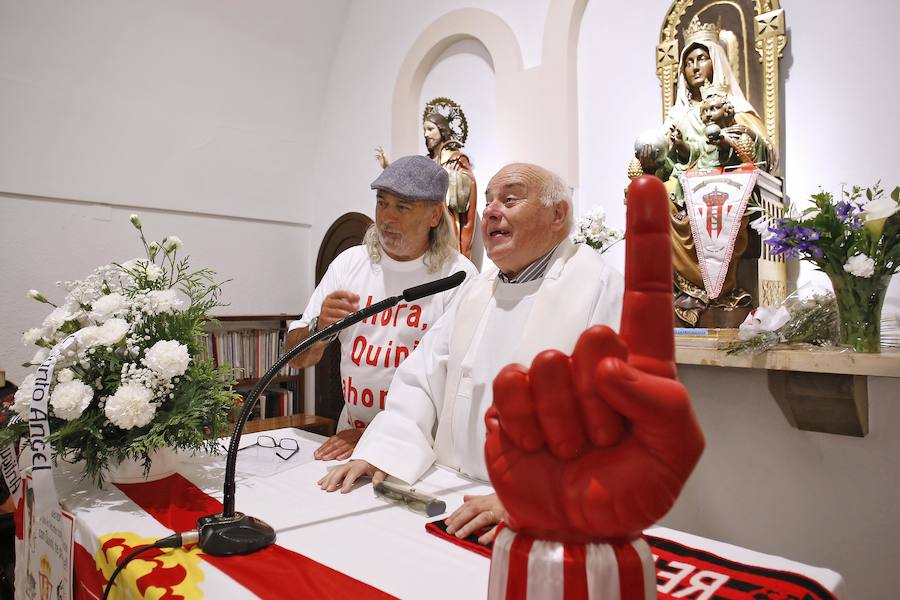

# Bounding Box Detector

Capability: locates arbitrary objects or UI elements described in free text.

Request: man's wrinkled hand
[314,429,364,461]
[484,176,705,544]
[317,459,386,494]
[445,493,507,545]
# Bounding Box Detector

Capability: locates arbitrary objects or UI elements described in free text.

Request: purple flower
[765,220,823,259]
[796,241,824,258]
[835,201,854,223]
[795,226,820,241]
[766,220,794,256]
[834,201,864,229]
[765,236,794,257]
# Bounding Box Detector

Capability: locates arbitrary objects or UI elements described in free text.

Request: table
[56,428,845,599]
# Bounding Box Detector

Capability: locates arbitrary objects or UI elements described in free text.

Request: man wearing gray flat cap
[286,155,477,461]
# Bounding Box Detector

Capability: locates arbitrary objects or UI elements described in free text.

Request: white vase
[103,447,178,484]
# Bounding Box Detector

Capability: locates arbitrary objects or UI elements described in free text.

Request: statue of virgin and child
[631,16,778,326]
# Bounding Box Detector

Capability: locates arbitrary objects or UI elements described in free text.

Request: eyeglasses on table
[238,434,300,461]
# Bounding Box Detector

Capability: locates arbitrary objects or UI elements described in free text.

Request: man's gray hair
[363,205,458,273]
[539,170,574,230]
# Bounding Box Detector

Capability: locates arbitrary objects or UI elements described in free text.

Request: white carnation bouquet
[571,206,623,254]
[2,215,237,483]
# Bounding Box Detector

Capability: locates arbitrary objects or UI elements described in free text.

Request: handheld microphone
[197,270,468,556]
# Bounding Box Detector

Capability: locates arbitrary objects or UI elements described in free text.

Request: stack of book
[200,329,300,380]
[235,385,296,420]
[674,328,739,348]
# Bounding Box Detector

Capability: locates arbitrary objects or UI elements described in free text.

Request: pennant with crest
[680,169,758,299]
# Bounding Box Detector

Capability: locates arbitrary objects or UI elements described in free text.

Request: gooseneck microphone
[400,270,466,302]
[197,270,468,556]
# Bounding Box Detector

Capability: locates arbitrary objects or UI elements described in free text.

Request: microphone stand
[197,271,466,556]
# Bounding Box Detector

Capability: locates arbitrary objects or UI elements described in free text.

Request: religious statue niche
[629,1,789,327]
[376,97,478,260]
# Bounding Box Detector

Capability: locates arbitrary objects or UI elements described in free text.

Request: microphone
[402,270,466,302]
[197,270,469,556]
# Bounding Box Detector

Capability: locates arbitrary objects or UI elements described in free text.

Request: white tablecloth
[55,428,844,599]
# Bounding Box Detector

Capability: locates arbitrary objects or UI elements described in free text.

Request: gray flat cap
[370,155,448,202]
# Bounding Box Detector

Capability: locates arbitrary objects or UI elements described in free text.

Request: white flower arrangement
[571,206,623,254]
[2,216,237,483]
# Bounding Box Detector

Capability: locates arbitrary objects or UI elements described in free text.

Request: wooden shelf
[235,375,301,387]
[676,346,900,378]
[238,414,335,437]
[676,345,900,438]
[211,314,300,322]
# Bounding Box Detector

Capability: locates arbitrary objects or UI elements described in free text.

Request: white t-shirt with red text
[290,246,477,431]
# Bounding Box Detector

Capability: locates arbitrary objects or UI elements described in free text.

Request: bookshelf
[204,315,334,435]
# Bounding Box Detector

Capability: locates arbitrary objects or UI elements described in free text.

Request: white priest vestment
[352,239,624,484]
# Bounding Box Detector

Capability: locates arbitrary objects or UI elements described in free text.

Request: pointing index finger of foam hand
[622,175,676,378]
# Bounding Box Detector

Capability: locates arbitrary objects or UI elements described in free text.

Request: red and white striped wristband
[488,525,657,600]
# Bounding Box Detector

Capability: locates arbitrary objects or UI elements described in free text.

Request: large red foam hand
[484,175,705,544]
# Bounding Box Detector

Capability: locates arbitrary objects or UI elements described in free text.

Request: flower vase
[103,447,178,484]
[827,272,891,353]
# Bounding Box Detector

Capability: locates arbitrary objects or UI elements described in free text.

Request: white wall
[669,369,900,600]
[0,0,351,383]
[0,1,350,223]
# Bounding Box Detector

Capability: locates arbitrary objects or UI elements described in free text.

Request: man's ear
[430,204,443,228]
[550,201,569,232]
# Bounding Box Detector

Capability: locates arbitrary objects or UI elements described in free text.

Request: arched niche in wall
[419,38,498,271]
[390,8,522,161]
[391,0,590,203]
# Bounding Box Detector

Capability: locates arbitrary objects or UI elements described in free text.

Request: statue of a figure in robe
[630,16,777,326]
[376,97,478,260]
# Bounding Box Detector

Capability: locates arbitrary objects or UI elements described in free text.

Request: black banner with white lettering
[648,535,837,600]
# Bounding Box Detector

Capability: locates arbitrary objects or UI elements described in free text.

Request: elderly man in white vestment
[319,163,624,543]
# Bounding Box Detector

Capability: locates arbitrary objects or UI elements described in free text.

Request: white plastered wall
[0,1,352,384]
